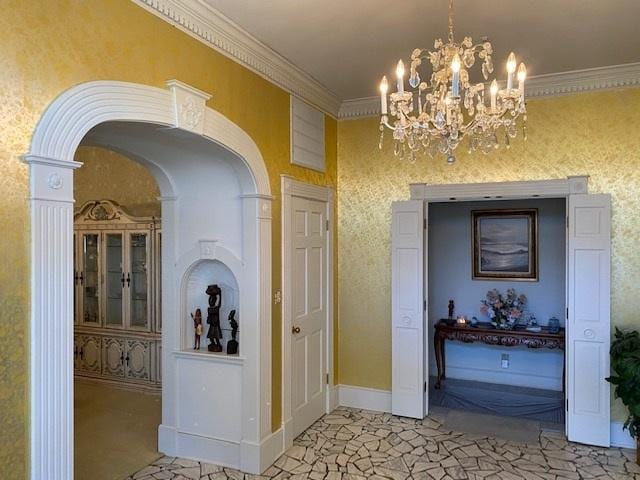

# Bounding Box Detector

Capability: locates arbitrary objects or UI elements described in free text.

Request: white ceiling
[203,0,640,100]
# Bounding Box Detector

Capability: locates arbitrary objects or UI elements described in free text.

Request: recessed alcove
[184,259,240,355]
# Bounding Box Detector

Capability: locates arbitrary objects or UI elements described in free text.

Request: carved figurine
[226,309,239,355]
[448,299,455,319]
[205,284,223,352]
[191,308,203,350]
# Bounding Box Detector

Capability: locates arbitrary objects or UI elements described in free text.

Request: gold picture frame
[472,209,538,281]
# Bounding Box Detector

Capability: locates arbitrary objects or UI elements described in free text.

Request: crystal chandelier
[378,0,528,164]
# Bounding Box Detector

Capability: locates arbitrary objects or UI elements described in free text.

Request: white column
[239,194,272,473]
[24,154,81,480]
[158,195,179,455]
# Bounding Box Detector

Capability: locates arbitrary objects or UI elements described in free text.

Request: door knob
[292,326,301,334]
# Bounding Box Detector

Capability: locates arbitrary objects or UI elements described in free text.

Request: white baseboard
[328,385,339,412]
[338,384,391,413]
[611,421,636,449]
[240,427,285,474]
[428,363,562,391]
[158,423,286,474]
[175,430,240,470]
[158,424,177,455]
[282,417,295,451]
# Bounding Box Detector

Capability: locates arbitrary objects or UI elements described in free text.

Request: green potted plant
[606,328,640,464]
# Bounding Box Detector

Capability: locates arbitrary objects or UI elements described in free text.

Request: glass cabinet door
[105,233,124,328]
[81,233,100,325]
[74,233,78,325]
[128,232,149,330]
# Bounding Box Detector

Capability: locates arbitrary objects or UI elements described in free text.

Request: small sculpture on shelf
[525,314,541,333]
[191,308,203,349]
[548,316,560,334]
[226,309,239,355]
[206,284,223,352]
[444,300,456,325]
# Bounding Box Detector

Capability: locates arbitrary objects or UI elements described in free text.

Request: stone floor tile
[126,407,636,480]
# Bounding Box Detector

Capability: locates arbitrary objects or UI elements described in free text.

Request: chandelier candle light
[379,0,528,164]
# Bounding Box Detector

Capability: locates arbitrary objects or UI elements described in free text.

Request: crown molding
[338,62,640,119]
[338,97,382,120]
[132,0,341,117]
[130,0,640,122]
[524,62,640,98]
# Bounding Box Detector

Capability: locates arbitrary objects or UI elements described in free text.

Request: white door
[290,196,328,437]
[566,194,611,446]
[391,200,426,419]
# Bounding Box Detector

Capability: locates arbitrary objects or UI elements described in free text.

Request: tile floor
[127,407,638,480]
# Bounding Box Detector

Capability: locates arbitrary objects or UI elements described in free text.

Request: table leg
[434,330,444,389]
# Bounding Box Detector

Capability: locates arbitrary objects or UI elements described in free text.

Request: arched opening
[26,81,277,480]
[73,146,163,479]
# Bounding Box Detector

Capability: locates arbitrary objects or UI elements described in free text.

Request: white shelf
[173,349,244,365]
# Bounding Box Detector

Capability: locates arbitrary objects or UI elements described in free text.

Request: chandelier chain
[448,0,455,44]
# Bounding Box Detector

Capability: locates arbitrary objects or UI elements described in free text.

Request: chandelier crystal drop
[378,0,528,164]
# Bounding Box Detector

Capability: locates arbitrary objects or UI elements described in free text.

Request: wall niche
[184,259,240,355]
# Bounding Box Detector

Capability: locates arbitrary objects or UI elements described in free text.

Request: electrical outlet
[501,353,510,369]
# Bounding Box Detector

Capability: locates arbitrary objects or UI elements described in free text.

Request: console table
[434,320,565,389]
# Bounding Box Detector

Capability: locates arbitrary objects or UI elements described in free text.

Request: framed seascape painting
[471,209,538,281]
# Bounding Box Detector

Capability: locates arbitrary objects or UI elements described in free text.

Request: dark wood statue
[191,308,203,350]
[206,284,223,352]
[226,309,239,355]
[448,299,455,319]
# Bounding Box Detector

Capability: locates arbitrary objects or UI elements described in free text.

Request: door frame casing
[281,175,335,448]
[407,175,611,446]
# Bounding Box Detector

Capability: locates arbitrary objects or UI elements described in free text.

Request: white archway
[24,80,278,479]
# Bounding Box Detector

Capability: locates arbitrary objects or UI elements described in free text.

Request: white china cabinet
[74,200,161,391]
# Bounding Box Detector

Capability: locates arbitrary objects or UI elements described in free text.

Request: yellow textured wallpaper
[74,146,161,216]
[337,89,640,421]
[0,1,336,476]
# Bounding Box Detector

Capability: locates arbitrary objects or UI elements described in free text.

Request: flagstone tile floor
[127,407,639,480]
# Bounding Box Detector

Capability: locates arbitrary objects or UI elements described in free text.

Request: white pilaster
[25,154,81,480]
[239,194,273,473]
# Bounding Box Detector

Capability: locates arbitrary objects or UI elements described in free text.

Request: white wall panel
[291,96,325,172]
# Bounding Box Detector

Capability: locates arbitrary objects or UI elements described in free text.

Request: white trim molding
[280,175,335,450]
[25,80,274,479]
[132,0,340,116]
[409,176,589,202]
[130,0,640,120]
[611,422,636,450]
[338,385,392,413]
[338,63,640,119]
